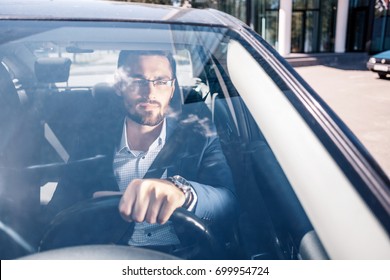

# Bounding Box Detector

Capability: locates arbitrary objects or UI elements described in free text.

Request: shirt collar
[117,117,167,154]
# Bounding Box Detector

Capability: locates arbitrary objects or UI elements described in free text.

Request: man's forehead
[124,54,169,65]
[122,55,172,75]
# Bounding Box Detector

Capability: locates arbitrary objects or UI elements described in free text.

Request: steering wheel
[39,195,224,259]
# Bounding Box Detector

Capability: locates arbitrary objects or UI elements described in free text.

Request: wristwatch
[167,175,197,209]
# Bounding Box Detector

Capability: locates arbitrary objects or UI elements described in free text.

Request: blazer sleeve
[187,134,238,227]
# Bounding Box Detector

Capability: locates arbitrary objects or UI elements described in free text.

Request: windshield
[1,20,261,259]
[2,18,388,261]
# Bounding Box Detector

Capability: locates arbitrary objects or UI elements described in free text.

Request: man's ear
[113,82,123,97]
[170,83,175,100]
[113,68,124,97]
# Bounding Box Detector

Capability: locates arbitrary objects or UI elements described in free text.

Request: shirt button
[147,232,152,237]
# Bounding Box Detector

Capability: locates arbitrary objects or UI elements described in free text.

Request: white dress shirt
[113,118,180,246]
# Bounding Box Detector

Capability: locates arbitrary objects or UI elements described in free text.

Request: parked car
[367,50,390,79]
[0,0,389,260]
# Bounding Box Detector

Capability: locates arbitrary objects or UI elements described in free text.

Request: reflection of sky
[18,24,231,91]
[66,51,118,88]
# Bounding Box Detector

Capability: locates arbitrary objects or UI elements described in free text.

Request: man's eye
[154,80,168,86]
[133,80,147,86]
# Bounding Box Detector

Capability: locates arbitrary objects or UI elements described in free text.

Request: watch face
[171,176,191,192]
[173,175,186,185]
[171,175,180,180]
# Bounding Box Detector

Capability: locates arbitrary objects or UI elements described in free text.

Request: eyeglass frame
[126,77,175,89]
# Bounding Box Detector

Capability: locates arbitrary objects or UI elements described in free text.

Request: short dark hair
[117,50,176,78]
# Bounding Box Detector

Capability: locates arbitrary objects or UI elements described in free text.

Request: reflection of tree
[264,12,278,47]
[376,0,389,12]
[372,0,390,52]
[216,0,246,21]
[319,0,336,52]
[255,1,279,49]
[291,13,302,52]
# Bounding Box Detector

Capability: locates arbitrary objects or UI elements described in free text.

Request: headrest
[35,57,71,83]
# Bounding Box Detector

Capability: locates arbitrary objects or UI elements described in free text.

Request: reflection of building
[213,0,390,55]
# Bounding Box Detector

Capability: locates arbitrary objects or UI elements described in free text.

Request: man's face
[117,54,175,126]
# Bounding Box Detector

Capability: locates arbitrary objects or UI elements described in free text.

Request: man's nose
[140,81,157,98]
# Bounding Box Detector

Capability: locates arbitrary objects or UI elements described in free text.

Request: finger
[156,183,186,224]
[119,198,134,222]
[144,189,163,224]
[131,184,151,223]
[118,182,138,222]
[156,196,180,225]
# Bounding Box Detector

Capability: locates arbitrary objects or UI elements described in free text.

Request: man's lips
[137,100,160,109]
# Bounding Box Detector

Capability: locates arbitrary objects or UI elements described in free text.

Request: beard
[127,110,164,126]
[126,99,165,126]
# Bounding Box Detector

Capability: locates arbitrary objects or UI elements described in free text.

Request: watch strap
[167,175,197,210]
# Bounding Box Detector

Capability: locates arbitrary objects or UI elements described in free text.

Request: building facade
[214,0,390,55]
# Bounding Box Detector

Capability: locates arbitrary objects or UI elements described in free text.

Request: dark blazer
[47,99,237,231]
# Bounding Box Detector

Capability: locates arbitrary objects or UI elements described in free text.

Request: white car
[367,50,390,79]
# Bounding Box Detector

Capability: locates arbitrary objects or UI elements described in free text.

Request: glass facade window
[291,0,336,53]
[346,0,371,52]
[218,0,247,22]
[265,0,279,8]
[371,6,390,52]
[346,0,390,53]
[292,0,319,53]
[254,0,280,49]
[307,0,320,9]
[293,0,306,9]
[216,0,384,54]
[305,11,320,52]
[293,0,319,9]
[350,0,370,7]
[319,0,336,52]
[386,23,390,50]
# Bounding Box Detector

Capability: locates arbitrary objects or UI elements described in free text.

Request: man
[48,50,237,249]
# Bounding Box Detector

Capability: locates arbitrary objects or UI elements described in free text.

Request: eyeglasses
[128,78,175,89]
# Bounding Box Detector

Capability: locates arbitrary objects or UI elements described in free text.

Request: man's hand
[118,178,185,224]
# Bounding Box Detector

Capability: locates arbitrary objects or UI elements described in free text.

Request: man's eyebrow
[130,74,173,80]
[129,74,144,79]
[154,75,173,80]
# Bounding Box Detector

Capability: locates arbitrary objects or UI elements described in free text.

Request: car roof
[0,0,245,28]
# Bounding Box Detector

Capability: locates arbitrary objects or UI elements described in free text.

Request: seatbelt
[44,123,70,163]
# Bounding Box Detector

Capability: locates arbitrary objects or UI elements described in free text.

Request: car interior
[0,21,329,260]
